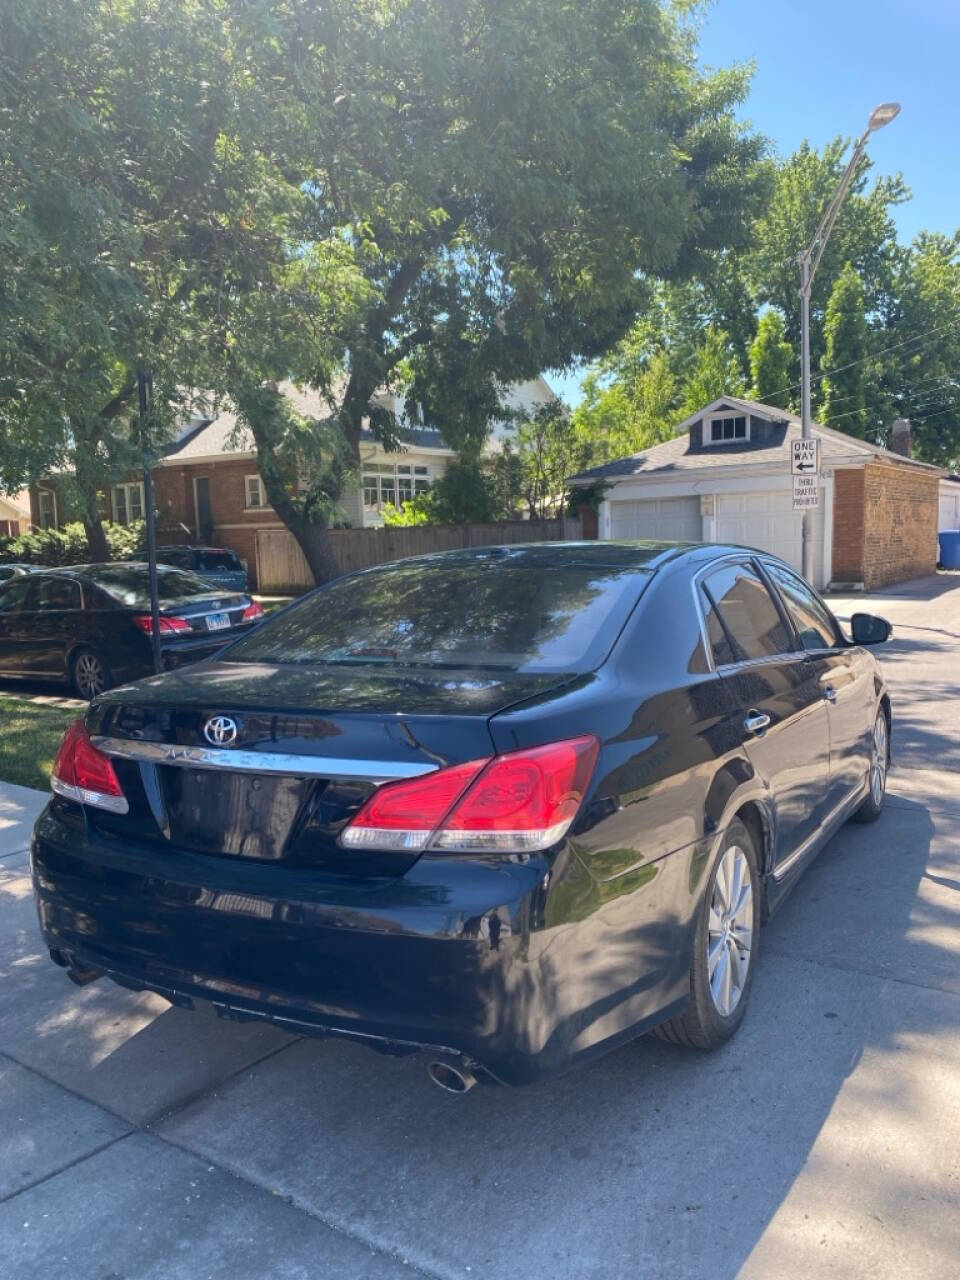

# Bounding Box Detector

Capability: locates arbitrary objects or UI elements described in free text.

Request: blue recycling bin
[939,530,960,569]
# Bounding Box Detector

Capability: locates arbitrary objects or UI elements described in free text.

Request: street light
[798,102,901,581]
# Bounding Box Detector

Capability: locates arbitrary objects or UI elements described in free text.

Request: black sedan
[31,543,892,1089]
[0,562,264,698]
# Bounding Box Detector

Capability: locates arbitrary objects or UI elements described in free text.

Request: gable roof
[0,489,30,517]
[160,382,447,463]
[568,396,943,483]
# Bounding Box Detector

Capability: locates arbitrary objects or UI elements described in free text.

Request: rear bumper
[31,806,687,1085]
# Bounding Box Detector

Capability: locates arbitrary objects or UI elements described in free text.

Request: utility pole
[137,369,162,674]
[798,102,900,581]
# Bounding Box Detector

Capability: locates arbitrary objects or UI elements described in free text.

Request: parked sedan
[0,563,39,583]
[151,546,248,592]
[0,562,264,698]
[31,543,892,1089]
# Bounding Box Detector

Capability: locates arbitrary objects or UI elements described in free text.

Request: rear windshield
[85,565,221,607]
[199,550,241,570]
[223,559,650,673]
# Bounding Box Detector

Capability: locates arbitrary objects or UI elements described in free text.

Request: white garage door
[716,489,826,587]
[609,496,702,542]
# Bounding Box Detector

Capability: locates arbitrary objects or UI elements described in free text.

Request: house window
[245,475,267,510]
[362,463,432,510]
[707,415,749,445]
[37,489,57,529]
[112,482,144,526]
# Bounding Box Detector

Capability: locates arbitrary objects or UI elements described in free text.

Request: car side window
[763,563,839,652]
[34,578,82,611]
[700,562,792,665]
[0,579,35,613]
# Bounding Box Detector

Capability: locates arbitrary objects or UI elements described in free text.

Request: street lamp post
[798,102,900,581]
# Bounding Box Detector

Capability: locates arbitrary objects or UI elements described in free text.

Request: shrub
[0,520,146,566]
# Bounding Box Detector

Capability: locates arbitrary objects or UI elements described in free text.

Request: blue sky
[551,0,960,405]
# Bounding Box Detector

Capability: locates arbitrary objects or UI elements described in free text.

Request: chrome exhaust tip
[427,1059,478,1094]
[66,963,103,987]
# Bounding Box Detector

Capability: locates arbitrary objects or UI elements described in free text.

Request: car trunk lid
[87,661,573,877]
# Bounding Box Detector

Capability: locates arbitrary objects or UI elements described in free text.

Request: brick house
[0,490,31,537]
[30,377,557,590]
[568,396,943,590]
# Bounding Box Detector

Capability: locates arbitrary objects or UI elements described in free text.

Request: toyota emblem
[203,715,238,747]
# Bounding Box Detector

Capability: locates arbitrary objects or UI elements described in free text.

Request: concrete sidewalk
[1,575,959,1279]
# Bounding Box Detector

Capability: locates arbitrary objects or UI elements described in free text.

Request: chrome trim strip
[771,782,867,881]
[91,736,438,783]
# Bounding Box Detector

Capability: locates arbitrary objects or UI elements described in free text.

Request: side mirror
[851,612,892,646]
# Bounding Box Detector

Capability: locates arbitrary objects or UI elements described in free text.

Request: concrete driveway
[2,575,959,1279]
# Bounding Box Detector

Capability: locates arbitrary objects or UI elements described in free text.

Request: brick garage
[832,461,940,590]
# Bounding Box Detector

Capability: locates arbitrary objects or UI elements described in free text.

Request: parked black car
[0,563,39,583]
[148,546,248,593]
[31,543,892,1089]
[0,562,264,698]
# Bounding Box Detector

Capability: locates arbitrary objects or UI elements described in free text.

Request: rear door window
[700,561,792,665]
[34,578,82,611]
[0,578,36,613]
[763,563,839,652]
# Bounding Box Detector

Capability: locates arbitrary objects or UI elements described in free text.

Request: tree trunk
[73,447,109,561]
[291,519,341,587]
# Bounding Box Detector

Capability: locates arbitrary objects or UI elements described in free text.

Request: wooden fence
[255,517,583,593]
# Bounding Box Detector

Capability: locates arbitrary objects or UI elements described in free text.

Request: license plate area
[205,611,230,632]
[158,767,312,859]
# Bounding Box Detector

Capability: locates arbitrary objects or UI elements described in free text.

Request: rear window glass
[85,565,220,607]
[199,550,241,570]
[224,559,650,673]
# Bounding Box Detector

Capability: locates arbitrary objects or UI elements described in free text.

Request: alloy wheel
[871,711,888,808]
[707,845,754,1018]
[74,652,105,699]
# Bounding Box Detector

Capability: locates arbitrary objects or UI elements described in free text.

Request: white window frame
[245,474,268,511]
[706,414,750,446]
[362,463,432,510]
[111,482,145,526]
[37,488,58,529]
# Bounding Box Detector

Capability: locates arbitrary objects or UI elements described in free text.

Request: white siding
[939,480,960,531]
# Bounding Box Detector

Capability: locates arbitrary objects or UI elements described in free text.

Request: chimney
[890,418,912,458]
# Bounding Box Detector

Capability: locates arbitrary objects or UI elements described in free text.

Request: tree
[680,327,746,415]
[820,263,869,435]
[749,310,794,406]
[0,0,305,559]
[218,0,767,580]
[510,403,587,521]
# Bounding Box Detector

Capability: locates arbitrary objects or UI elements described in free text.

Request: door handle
[744,711,771,735]
[823,685,838,703]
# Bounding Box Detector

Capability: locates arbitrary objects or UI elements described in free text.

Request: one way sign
[791,439,819,476]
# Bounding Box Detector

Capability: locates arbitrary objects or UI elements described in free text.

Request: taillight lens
[340,735,599,854]
[133,614,192,635]
[51,721,128,814]
[242,600,265,621]
[340,759,489,850]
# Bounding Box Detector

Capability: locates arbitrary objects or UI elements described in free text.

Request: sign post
[792,439,820,513]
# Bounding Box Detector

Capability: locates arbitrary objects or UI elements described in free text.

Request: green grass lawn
[0,696,79,791]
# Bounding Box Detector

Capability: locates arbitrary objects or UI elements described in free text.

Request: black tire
[653,818,760,1049]
[852,706,889,824]
[70,647,109,700]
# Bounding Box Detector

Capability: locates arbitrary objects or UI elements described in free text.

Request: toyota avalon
[30,542,892,1089]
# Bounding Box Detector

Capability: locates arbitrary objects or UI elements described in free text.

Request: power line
[757,314,960,406]
[818,369,960,410]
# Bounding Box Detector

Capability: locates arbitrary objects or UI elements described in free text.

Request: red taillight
[340,736,599,854]
[340,759,489,851]
[242,600,265,621]
[133,614,192,635]
[51,721,128,814]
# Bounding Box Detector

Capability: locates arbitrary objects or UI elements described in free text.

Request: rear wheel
[852,707,889,823]
[654,819,759,1049]
[71,647,108,700]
